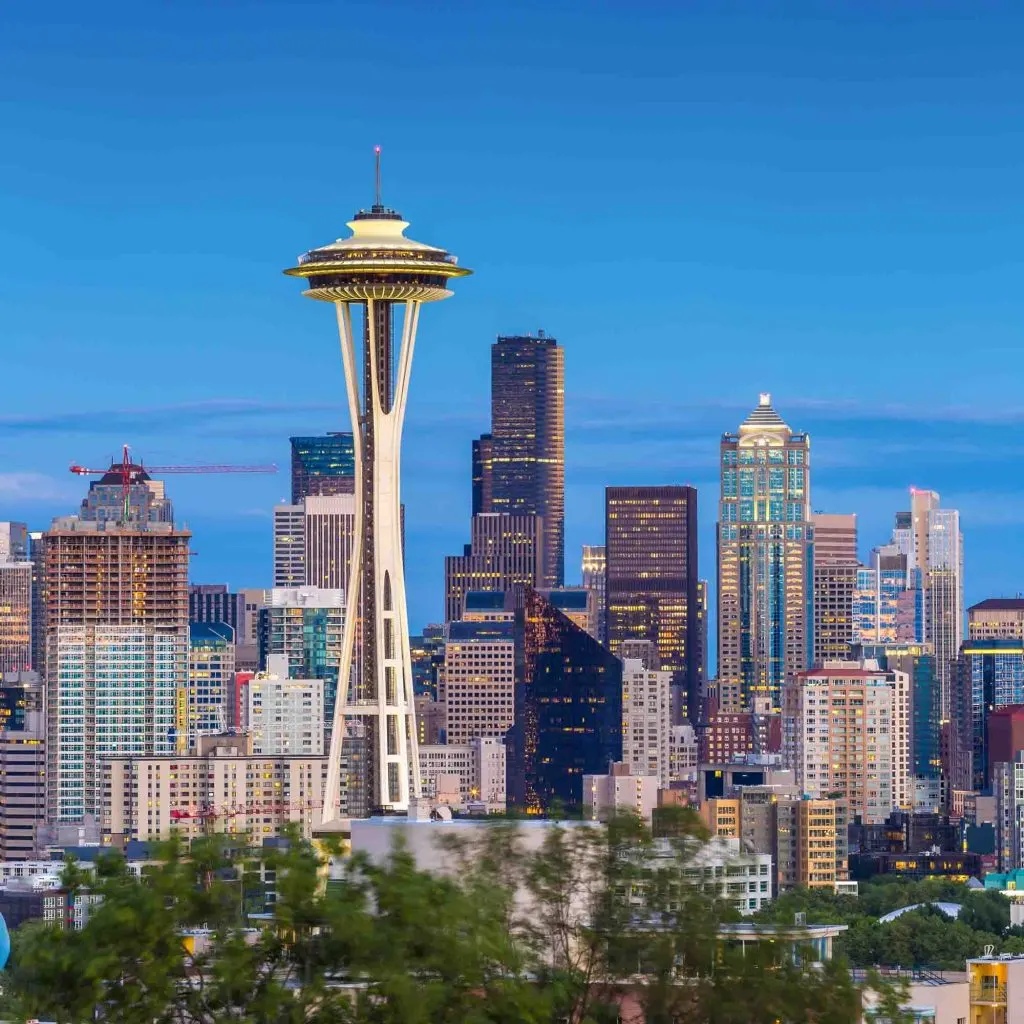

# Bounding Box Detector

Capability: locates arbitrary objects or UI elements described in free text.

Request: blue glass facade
[957,640,1024,790]
[289,433,356,503]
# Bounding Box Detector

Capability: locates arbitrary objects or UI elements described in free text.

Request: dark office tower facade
[188,584,243,632]
[811,513,858,666]
[490,333,564,587]
[289,433,356,503]
[471,434,494,516]
[605,486,700,723]
[506,587,622,814]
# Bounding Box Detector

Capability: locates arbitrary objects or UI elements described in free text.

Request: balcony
[971,982,1007,1005]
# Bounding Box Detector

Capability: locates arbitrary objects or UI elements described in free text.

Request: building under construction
[43,504,190,823]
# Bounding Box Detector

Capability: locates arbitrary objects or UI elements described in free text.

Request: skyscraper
[443,620,515,745]
[285,178,470,816]
[289,433,356,503]
[505,587,622,814]
[489,333,564,587]
[273,495,357,592]
[581,544,607,644]
[853,545,920,645]
[0,528,32,674]
[811,513,857,666]
[44,513,190,823]
[717,395,813,711]
[605,486,700,722]
[898,489,963,716]
[968,599,1024,641]
[471,434,494,517]
[444,513,545,622]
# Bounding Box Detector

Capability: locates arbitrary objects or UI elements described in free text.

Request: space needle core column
[285,159,471,818]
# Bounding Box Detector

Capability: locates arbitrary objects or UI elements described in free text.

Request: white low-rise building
[418,737,505,811]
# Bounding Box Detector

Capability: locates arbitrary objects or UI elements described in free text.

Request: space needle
[285,151,471,818]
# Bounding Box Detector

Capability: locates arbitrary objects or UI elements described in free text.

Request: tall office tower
[0,557,32,675]
[859,643,940,780]
[811,513,857,666]
[443,621,515,745]
[952,638,1024,792]
[290,433,356,502]
[489,333,564,587]
[696,579,709,691]
[968,599,1024,641]
[605,486,700,722]
[43,515,189,823]
[993,753,1024,872]
[900,489,963,716]
[77,463,174,524]
[581,545,607,644]
[444,513,545,622]
[186,622,235,751]
[303,494,357,589]
[471,434,494,516]
[621,658,672,788]
[0,678,45,858]
[506,587,622,814]
[273,504,306,588]
[28,532,46,674]
[853,545,920,645]
[248,655,325,756]
[717,395,813,712]
[188,584,243,632]
[238,588,269,647]
[783,660,910,824]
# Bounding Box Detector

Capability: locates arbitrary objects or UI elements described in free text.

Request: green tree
[0,818,904,1023]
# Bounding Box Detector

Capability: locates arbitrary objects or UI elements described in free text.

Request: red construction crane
[70,444,277,521]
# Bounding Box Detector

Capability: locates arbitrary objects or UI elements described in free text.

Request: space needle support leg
[321,301,364,826]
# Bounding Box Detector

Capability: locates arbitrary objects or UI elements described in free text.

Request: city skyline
[6,3,1024,635]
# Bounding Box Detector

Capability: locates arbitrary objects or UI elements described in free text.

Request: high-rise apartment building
[811,513,857,666]
[442,621,515,745]
[952,638,1024,792]
[188,584,243,632]
[968,599,1024,641]
[621,658,672,787]
[897,489,963,716]
[258,588,344,721]
[489,333,564,587]
[273,505,305,588]
[471,434,494,517]
[78,464,173,524]
[28,532,46,675]
[717,395,813,711]
[444,513,545,622]
[784,660,910,824]
[581,545,607,644]
[289,433,355,503]
[606,486,700,722]
[186,622,235,751]
[248,655,325,756]
[43,515,190,823]
[506,588,622,814]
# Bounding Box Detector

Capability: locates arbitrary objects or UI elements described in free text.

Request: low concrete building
[418,737,506,811]
[583,763,659,822]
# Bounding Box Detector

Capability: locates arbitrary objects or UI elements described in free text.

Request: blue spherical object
[0,913,11,970]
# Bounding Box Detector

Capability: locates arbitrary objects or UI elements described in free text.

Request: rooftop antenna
[374,145,382,208]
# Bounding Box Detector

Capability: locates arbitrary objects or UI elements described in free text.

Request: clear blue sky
[2,1,1024,643]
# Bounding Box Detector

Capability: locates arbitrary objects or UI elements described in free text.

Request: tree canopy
[0,815,907,1023]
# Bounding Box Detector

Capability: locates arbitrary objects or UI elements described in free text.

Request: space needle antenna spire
[374,145,382,209]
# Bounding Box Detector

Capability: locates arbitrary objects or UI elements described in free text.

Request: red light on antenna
[374,145,381,154]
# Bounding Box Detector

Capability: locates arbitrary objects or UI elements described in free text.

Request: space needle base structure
[285,160,470,820]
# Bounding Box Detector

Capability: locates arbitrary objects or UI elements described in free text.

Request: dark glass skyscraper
[471,433,493,517]
[289,433,356,503]
[489,333,564,587]
[188,583,243,632]
[505,587,622,814]
[605,486,701,723]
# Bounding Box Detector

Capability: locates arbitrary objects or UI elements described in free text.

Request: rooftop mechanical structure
[285,154,471,819]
